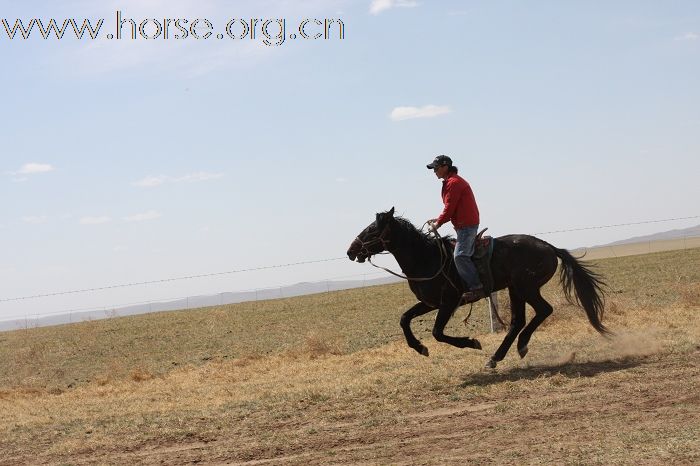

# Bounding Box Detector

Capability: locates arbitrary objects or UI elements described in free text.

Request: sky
[1,0,699,320]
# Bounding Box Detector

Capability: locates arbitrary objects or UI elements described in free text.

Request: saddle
[448,228,494,295]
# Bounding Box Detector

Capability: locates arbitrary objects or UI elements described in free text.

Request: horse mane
[392,216,453,249]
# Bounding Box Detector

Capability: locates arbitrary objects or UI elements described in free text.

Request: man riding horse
[426,155,485,303]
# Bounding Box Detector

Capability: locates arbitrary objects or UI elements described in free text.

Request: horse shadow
[460,355,650,387]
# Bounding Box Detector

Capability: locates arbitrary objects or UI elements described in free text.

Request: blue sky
[1,0,699,319]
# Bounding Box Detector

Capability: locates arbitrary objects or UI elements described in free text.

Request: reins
[353,216,504,329]
[365,222,459,290]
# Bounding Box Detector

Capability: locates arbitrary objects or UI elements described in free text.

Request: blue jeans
[454,225,482,290]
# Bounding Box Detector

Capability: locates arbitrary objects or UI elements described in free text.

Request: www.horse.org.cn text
[0,11,345,47]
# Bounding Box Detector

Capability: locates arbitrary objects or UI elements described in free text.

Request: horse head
[347,207,396,263]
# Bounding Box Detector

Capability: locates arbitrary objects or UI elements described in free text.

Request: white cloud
[174,172,225,183]
[133,175,168,188]
[16,163,54,175]
[675,32,699,41]
[80,216,112,225]
[390,105,451,121]
[123,210,163,222]
[22,216,49,225]
[133,172,224,188]
[370,0,419,15]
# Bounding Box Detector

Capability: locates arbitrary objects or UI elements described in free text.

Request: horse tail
[553,247,612,336]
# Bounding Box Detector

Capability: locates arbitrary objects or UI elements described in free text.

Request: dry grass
[0,248,699,465]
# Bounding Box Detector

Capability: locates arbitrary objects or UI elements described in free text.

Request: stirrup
[461,288,485,304]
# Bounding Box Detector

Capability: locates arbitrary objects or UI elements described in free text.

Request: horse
[346,207,611,368]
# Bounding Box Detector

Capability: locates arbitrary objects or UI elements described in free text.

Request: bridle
[352,222,392,259]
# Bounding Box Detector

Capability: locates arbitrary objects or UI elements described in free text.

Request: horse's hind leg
[431,304,482,350]
[400,302,436,356]
[516,291,553,358]
[487,288,526,368]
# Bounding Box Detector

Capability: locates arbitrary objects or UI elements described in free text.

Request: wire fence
[571,235,700,260]
[1,215,699,330]
[0,270,396,329]
[0,257,348,303]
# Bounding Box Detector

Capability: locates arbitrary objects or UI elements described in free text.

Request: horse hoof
[472,339,482,350]
[420,346,430,357]
[485,358,497,369]
[518,346,529,358]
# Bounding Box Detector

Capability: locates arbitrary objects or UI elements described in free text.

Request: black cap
[426,155,452,169]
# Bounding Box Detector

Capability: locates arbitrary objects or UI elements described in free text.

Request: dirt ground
[1,249,699,465]
[4,347,697,466]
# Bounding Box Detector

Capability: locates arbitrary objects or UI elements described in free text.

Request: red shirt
[436,173,480,228]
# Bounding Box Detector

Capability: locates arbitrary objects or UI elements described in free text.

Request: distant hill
[595,224,700,247]
[0,275,402,332]
[3,223,700,332]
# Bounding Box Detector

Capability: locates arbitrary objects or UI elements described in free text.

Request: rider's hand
[427,219,438,231]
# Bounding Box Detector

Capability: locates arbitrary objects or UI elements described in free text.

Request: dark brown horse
[346,208,611,368]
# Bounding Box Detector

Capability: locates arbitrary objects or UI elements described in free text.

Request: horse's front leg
[400,302,436,356]
[432,302,482,350]
[486,288,526,369]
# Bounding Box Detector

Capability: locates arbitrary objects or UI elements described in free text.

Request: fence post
[488,292,505,333]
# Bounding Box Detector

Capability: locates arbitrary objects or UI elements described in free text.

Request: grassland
[1,248,699,465]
